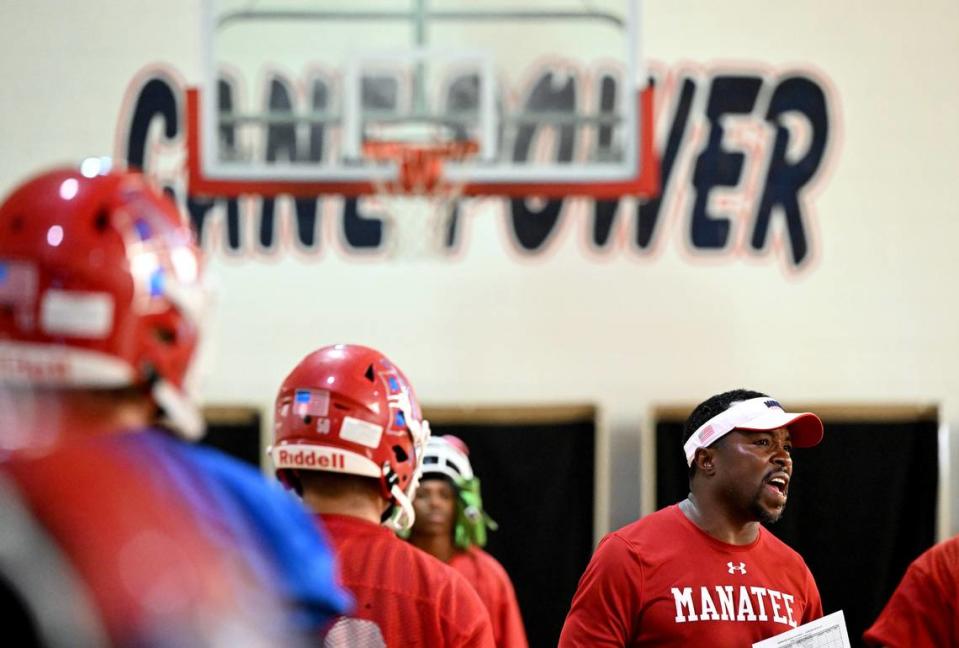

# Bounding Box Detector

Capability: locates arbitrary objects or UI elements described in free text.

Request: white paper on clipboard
[752,610,852,648]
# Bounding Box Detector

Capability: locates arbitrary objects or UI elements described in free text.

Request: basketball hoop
[362,139,479,259]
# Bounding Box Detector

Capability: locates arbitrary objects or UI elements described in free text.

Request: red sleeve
[558,534,642,648]
[801,561,823,623]
[441,569,497,648]
[863,559,954,648]
[489,560,528,648]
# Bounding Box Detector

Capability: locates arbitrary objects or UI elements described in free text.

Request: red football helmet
[0,160,206,438]
[270,344,431,530]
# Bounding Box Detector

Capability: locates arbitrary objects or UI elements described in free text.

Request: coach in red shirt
[559,389,825,647]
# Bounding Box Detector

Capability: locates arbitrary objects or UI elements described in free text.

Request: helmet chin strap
[381,398,431,531]
[152,379,204,440]
[382,449,424,531]
[385,483,417,531]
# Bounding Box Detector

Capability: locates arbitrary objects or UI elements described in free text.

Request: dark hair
[418,473,457,490]
[682,388,769,481]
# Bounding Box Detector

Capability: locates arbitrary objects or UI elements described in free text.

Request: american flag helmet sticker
[294,388,330,417]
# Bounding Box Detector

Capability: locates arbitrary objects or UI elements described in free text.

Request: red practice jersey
[0,434,323,646]
[449,547,528,648]
[319,513,495,648]
[863,535,959,647]
[559,504,823,647]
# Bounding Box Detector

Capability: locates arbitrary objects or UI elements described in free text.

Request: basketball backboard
[188,0,656,198]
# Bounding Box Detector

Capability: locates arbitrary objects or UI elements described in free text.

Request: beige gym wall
[1,1,957,538]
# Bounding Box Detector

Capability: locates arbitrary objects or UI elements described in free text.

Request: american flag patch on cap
[699,424,716,444]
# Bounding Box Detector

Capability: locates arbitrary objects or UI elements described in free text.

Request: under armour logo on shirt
[727,562,747,574]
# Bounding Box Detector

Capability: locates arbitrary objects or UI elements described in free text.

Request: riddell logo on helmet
[0,356,69,382]
[277,448,345,470]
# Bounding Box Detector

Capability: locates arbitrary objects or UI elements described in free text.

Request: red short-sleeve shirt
[449,547,528,648]
[320,513,495,648]
[559,505,822,647]
[863,535,959,648]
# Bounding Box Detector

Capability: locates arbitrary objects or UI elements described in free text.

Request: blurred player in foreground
[0,162,351,646]
[863,534,959,647]
[270,344,495,647]
[559,389,825,647]
[407,435,527,648]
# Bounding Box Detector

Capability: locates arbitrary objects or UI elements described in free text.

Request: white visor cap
[684,396,824,466]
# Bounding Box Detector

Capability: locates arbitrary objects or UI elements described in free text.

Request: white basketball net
[364,139,476,259]
[369,184,465,260]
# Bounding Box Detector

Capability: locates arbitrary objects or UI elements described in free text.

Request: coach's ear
[693,448,717,476]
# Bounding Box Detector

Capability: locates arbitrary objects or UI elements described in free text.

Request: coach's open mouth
[766,472,789,496]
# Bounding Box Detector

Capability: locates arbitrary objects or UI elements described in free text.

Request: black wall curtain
[430,410,596,648]
[199,408,263,469]
[655,412,938,647]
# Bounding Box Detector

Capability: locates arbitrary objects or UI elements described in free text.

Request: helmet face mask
[420,435,474,483]
[270,345,430,530]
[0,163,207,439]
[418,435,498,549]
